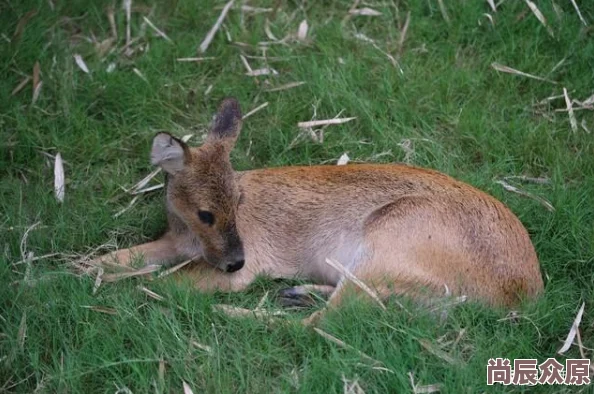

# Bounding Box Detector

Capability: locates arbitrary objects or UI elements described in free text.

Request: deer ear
[151,133,188,174]
[207,98,242,147]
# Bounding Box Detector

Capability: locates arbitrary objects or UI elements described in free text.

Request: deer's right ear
[151,133,188,174]
[207,97,242,147]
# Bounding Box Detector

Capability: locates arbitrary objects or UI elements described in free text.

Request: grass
[1,0,594,392]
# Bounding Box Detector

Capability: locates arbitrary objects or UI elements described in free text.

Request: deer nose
[226,259,245,273]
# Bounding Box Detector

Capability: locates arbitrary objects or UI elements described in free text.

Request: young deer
[91,98,544,323]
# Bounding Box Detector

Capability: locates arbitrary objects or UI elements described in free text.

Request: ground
[1,0,594,392]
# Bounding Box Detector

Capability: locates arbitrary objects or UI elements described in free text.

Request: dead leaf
[182,381,194,394]
[563,87,578,132]
[354,33,402,72]
[13,10,38,41]
[158,359,165,387]
[418,339,461,365]
[349,8,382,16]
[397,11,411,57]
[324,258,386,310]
[142,16,173,43]
[157,259,193,278]
[491,62,557,84]
[297,20,308,41]
[11,76,31,96]
[569,0,587,25]
[177,57,216,62]
[437,0,450,24]
[342,374,366,394]
[133,68,148,82]
[524,0,554,37]
[409,372,442,393]
[17,312,27,350]
[95,37,115,58]
[54,153,65,202]
[138,286,165,301]
[106,5,117,38]
[199,0,234,53]
[32,61,41,104]
[81,305,118,315]
[337,153,350,165]
[298,117,356,128]
[123,0,132,45]
[243,102,269,119]
[191,340,213,353]
[212,304,286,325]
[264,81,305,92]
[314,327,387,367]
[558,302,585,354]
[92,267,104,294]
[245,68,278,77]
[73,54,90,74]
[101,264,161,282]
[494,179,555,211]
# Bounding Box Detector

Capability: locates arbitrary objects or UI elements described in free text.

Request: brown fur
[91,98,544,323]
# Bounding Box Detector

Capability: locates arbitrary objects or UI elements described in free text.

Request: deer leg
[278,284,336,307]
[89,233,184,268]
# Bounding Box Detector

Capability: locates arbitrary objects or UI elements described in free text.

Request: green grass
[2,0,594,392]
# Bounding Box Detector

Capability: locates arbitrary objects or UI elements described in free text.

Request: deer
[90,98,544,325]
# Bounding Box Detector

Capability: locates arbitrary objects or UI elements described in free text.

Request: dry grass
[323,258,386,311]
[558,302,585,354]
[198,0,234,53]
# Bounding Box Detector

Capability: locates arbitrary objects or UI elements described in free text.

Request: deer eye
[198,210,215,226]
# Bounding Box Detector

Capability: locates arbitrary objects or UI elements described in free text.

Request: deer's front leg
[90,233,185,268]
[172,260,257,293]
[278,284,336,307]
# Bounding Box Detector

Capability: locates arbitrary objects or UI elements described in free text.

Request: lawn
[1,0,594,392]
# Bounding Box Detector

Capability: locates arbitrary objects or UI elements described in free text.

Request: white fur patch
[307,232,367,285]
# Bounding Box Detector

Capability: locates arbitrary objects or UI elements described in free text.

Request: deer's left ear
[150,132,188,174]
